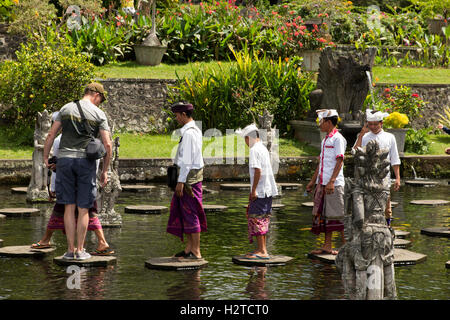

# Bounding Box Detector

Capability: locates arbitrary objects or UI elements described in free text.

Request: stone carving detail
[258,109,279,175]
[335,140,397,300]
[27,110,52,202]
[96,114,122,227]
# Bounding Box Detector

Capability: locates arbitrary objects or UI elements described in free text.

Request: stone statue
[258,109,279,176]
[308,46,377,122]
[96,113,122,227]
[27,110,52,202]
[335,140,397,300]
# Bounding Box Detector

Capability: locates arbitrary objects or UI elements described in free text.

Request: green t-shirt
[55,99,110,158]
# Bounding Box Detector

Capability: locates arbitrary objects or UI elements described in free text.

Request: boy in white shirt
[353,109,401,226]
[237,124,278,259]
[306,109,347,255]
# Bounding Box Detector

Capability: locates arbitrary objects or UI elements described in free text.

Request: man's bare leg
[76,207,89,252]
[64,204,77,253]
[94,229,109,251]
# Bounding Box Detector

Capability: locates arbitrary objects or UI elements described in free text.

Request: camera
[48,156,58,165]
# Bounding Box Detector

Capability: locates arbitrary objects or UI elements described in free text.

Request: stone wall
[376,83,450,130]
[100,78,177,133]
[1,155,448,185]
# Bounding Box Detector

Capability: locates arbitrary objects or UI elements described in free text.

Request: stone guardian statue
[335,140,397,300]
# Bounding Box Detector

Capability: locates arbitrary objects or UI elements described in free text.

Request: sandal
[310,248,338,255]
[30,242,52,249]
[90,248,115,256]
[174,250,190,258]
[182,252,202,260]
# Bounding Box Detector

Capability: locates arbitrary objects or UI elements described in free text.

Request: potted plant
[134,0,167,66]
[383,112,409,155]
[412,0,450,35]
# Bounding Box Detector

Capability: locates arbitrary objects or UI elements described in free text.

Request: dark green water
[0,182,448,300]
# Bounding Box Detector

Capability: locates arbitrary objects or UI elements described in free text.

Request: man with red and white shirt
[306,109,347,255]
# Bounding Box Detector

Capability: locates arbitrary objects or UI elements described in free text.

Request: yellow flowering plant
[383,112,409,129]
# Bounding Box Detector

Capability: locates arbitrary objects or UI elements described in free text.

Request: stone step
[0,239,3,248]
[121,185,156,192]
[405,180,439,187]
[277,183,302,190]
[308,248,426,266]
[0,214,5,220]
[203,204,228,213]
[124,205,168,214]
[410,199,449,206]
[394,229,411,238]
[446,261,450,269]
[394,238,412,248]
[0,245,55,258]
[220,183,250,191]
[232,254,293,267]
[11,187,27,194]
[54,255,117,267]
[0,208,40,217]
[145,256,208,271]
[420,227,450,238]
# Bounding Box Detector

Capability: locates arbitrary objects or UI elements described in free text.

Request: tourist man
[32,112,113,256]
[43,82,112,260]
[237,124,278,259]
[306,109,346,255]
[166,101,206,260]
[353,109,401,226]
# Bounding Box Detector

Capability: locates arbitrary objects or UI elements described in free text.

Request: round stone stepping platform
[242,204,286,211]
[202,187,217,194]
[301,202,314,207]
[420,227,450,238]
[0,214,5,219]
[0,208,40,217]
[446,261,450,269]
[125,205,168,214]
[391,201,399,207]
[121,185,156,192]
[0,245,55,258]
[54,255,117,267]
[278,183,302,190]
[410,199,449,206]
[394,238,412,248]
[308,248,426,266]
[394,229,411,238]
[232,255,293,267]
[11,187,27,194]
[220,183,250,191]
[145,256,208,271]
[0,239,3,248]
[405,180,438,187]
[203,204,228,213]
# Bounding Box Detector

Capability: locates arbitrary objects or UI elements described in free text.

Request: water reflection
[245,267,270,300]
[166,270,205,300]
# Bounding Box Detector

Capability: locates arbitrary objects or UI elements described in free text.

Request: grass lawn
[97,61,450,85]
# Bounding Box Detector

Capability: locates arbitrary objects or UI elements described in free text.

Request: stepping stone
[203,204,228,213]
[394,230,410,238]
[405,180,438,187]
[301,202,314,207]
[420,227,450,238]
[0,214,5,219]
[121,185,156,192]
[446,261,450,269]
[0,239,3,248]
[394,238,412,248]
[308,248,426,266]
[0,208,40,217]
[124,205,168,214]
[220,183,250,191]
[0,245,55,258]
[11,187,27,194]
[202,188,217,194]
[54,255,117,267]
[241,204,286,211]
[145,256,208,271]
[232,255,293,267]
[410,200,449,206]
[277,183,302,190]
[391,201,399,208]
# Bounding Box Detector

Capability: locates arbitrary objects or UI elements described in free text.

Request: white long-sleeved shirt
[249,141,278,198]
[174,120,204,183]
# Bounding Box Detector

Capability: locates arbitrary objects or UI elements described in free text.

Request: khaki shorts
[324,185,344,220]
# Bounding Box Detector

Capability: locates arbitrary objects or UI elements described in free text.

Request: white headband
[366,109,389,122]
[235,123,259,138]
[317,109,339,121]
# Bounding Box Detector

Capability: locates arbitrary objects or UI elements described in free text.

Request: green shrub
[7,0,57,35]
[169,46,315,135]
[0,33,95,145]
[405,127,431,154]
[0,0,15,23]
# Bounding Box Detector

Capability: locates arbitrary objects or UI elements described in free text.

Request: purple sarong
[47,201,102,232]
[166,182,207,241]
